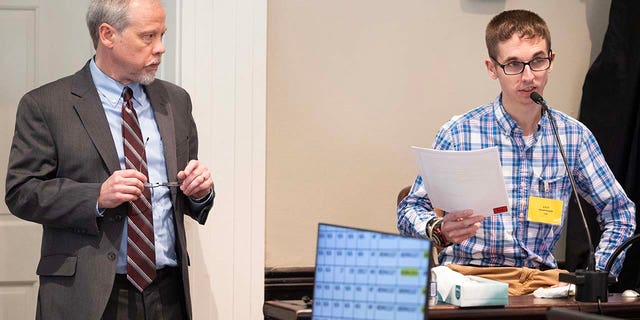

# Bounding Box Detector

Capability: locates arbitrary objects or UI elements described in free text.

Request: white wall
[266,0,612,268]
[174,0,266,319]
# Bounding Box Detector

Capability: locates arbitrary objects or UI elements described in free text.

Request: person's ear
[485,58,498,80]
[98,23,117,49]
[549,51,556,72]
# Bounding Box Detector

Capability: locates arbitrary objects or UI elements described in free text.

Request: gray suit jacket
[4,61,212,320]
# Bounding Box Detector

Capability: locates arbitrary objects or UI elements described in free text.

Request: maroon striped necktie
[121,86,156,291]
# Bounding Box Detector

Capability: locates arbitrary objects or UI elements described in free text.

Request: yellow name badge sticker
[527,196,563,225]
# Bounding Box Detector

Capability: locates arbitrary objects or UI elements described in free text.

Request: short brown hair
[485,10,551,58]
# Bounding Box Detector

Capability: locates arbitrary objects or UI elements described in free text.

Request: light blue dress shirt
[90,59,178,273]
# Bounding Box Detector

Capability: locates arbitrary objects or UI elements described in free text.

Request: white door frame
[176,0,266,319]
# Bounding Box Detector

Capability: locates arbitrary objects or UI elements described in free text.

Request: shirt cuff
[190,188,214,203]
[188,188,215,225]
[96,202,105,217]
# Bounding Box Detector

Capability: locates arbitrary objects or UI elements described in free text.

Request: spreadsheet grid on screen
[312,224,431,320]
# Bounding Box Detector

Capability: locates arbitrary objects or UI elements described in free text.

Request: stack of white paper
[412,146,510,217]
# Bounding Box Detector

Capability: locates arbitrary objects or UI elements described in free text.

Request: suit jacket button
[107,252,116,261]
[114,215,122,222]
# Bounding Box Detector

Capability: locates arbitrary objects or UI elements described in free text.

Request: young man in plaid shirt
[397,9,635,294]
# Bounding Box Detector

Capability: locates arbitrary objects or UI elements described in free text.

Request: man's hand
[441,210,484,244]
[177,160,213,199]
[98,169,147,209]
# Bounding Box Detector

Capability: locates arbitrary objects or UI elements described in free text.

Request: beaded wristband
[426,217,451,247]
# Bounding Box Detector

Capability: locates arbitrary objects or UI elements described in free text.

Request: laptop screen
[312,223,432,320]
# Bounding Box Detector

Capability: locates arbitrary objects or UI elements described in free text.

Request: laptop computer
[312,223,432,320]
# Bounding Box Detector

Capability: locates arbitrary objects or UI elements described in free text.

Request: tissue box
[444,275,508,307]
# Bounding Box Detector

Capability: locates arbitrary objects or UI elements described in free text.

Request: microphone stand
[530,92,614,302]
[605,234,640,273]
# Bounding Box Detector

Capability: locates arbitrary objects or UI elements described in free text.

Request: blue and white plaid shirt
[397,94,635,276]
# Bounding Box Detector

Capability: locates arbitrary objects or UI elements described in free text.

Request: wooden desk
[263,294,640,320]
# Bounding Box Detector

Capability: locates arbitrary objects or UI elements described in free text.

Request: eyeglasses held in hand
[139,137,182,189]
[144,181,182,188]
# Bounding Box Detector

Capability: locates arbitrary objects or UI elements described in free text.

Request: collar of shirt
[493,93,547,140]
[89,58,144,108]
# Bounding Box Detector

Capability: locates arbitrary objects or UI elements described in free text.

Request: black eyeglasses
[138,138,182,189]
[144,181,182,199]
[144,181,182,188]
[490,52,553,75]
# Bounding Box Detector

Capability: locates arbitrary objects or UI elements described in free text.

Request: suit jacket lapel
[72,62,121,175]
[145,81,178,204]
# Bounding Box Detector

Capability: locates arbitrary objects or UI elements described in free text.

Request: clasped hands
[98,160,213,209]
[440,209,484,244]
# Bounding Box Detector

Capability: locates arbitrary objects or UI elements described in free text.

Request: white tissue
[532,284,575,298]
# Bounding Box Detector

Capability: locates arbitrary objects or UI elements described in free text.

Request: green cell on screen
[401,267,419,277]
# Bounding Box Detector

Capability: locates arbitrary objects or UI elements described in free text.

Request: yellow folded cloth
[447,264,569,295]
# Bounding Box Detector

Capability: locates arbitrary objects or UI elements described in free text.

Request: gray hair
[86,0,131,49]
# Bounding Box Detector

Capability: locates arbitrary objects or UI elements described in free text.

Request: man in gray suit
[4,0,214,319]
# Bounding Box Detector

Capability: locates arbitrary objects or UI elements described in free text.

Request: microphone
[530,92,595,269]
[530,92,613,302]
